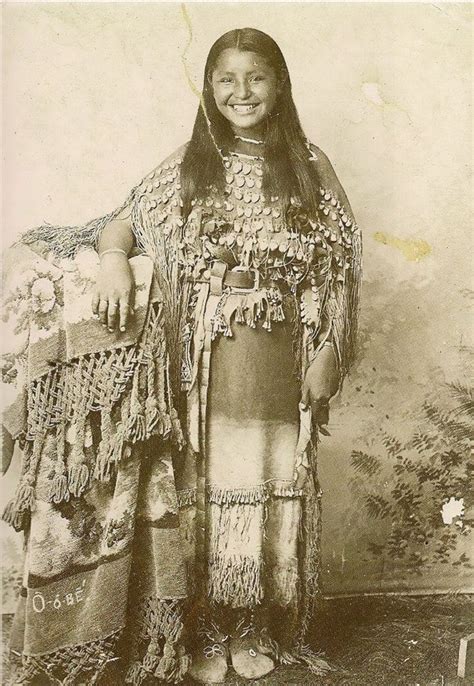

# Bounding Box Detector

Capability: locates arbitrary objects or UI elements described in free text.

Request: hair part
[181,28,320,219]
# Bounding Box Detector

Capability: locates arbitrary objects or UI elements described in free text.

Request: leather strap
[196,261,260,292]
[210,262,227,296]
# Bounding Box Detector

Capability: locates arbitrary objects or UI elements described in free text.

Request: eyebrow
[216,68,267,76]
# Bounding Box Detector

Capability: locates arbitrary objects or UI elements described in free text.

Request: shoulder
[134,143,189,197]
[160,142,190,168]
[306,143,337,181]
[148,142,190,176]
[306,141,354,215]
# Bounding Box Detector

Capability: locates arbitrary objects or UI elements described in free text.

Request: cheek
[212,83,230,106]
[260,86,278,111]
[253,79,278,106]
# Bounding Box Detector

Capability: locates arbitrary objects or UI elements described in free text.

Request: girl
[3,28,361,685]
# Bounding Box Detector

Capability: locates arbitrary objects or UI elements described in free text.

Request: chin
[224,113,269,133]
[232,119,266,131]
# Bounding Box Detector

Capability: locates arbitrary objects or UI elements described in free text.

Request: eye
[251,75,265,83]
[219,77,233,84]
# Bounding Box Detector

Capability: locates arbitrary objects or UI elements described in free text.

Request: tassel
[177,652,191,680]
[154,642,176,680]
[235,298,246,323]
[127,413,147,442]
[14,481,36,511]
[279,650,300,666]
[2,499,28,532]
[93,449,113,482]
[143,654,159,673]
[295,645,332,675]
[156,412,172,440]
[68,464,90,498]
[127,364,147,441]
[263,306,273,332]
[48,474,70,504]
[125,662,145,686]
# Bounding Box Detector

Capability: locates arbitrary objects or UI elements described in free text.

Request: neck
[231,137,265,158]
[234,134,264,145]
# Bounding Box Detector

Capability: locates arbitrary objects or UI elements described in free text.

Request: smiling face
[210,48,280,138]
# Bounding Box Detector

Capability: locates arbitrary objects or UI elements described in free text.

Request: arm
[91,143,188,332]
[301,146,362,432]
[92,208,136,332]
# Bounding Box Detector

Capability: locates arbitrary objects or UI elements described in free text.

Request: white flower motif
[31,277,56,313]
[31,278,55,299]
[18,270,39,297]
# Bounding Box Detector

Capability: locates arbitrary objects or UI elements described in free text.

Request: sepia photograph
[1,2,472,684]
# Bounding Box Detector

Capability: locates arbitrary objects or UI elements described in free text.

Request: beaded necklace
[234,134,265,146]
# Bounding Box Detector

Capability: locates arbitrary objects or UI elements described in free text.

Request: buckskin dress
[2,141,361,684]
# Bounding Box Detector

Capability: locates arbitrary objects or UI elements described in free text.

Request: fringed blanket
[2,245,189,684]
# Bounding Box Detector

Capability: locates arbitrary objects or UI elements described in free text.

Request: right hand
[91,253,135,332]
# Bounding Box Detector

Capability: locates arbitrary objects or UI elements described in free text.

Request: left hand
[301,344,339,434]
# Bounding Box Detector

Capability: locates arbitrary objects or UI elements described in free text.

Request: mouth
[229,104,259,114]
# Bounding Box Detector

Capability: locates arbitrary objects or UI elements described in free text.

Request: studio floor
[2,595,472,685]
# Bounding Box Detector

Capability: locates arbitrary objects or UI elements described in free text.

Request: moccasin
[229,636,275,679]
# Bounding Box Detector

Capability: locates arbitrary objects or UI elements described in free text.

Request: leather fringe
[207,553,263,608]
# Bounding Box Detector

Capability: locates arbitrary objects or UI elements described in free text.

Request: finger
[312,400,329,427]
[91,291,100,317]
[107,301,119,332]
[119,300,129,332]
[128,287,135,316]
[98,300,109,326]
[301,384,310,409]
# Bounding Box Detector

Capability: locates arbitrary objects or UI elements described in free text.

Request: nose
[233,78,251,100]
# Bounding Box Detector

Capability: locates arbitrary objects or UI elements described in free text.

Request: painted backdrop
[2,3,472,604]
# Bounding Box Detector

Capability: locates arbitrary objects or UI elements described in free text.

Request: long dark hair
[180,28,319,218]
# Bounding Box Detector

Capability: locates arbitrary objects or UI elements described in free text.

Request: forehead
[213,48,272,74]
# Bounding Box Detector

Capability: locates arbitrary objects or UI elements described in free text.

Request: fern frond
[423,402,473,443]
[381,433,403,458]
[364,493,391,519]
[447,381,474,418]
[350,450,382,477]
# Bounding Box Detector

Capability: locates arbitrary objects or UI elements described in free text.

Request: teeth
[231,104,257,114]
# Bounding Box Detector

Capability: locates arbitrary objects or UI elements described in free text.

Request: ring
[109,302,118,309]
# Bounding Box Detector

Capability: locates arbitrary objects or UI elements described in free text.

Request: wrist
[99,247,128,258]
[99,248,129,260]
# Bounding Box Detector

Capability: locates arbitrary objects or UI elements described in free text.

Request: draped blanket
[2,245,189,684]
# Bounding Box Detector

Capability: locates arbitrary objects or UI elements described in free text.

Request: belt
[189,261,293,296]
[194,262,261,295]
